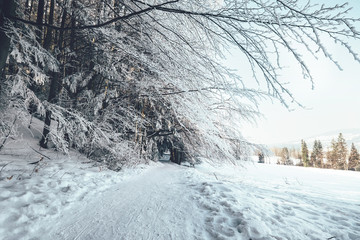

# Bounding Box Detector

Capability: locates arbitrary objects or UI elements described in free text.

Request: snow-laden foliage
[1,0,360,167]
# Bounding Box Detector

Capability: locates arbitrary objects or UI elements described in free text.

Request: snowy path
[2,119,359,239]
[48,164,201,240]
[46,162,360,240]
[2,156,360,240]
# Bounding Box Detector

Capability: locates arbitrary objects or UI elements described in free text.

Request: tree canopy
[1,0,360,167]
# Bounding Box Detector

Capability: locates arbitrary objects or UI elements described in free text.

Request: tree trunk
[43,0,54,50]
[39,2,68,149]
[70,0,76,51]
[36,0,45,42]
[39,0,56,148]
[24,0,29,15]
[39,72,58,148]
[0,0,15,78]
[170,148,184,165]
[58,2,67,50]
[28,0,34,20]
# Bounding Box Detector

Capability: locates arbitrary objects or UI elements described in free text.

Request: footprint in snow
[190,180,246,239]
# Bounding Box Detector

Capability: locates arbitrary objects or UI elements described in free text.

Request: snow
[0,122,153,239]
[1,124,360,239]
[192,162,360,239]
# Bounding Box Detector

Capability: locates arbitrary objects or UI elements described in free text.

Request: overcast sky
[227,0,360,145]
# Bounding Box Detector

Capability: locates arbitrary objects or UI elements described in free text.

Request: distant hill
[268,128,360,150]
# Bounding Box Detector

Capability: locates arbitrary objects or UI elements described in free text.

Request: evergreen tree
[315,140,324,168]
[327,139,338,168]
[311,140,324,168]
[309,140,316,167]
[327,133,348,169]
[348,143,360,170]
[310,151,316,167]
[301,140,309,167]
[337,133,348,169]
[280,147,290,165]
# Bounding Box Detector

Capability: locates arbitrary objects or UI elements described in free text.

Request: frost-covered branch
[2,0,360,166]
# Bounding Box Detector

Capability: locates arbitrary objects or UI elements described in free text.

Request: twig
[30,157,45,176]
[30,164,39,176]
[213,172,218,180]
[327,237,336,240]
[28,145,51,160]
[9,0,179,30]
[29,157,44,165]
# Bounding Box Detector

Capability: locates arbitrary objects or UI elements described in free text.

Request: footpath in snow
[1,125,360,240]
[1,158,360,239]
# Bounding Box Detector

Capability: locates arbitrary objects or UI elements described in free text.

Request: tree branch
[8,0,179,30]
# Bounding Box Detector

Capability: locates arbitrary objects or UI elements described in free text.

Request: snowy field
[1,128,360,240]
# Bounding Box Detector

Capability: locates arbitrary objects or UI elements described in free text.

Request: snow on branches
[1,0,360,166]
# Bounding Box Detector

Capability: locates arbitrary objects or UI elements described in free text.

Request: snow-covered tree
[336,133,348,170]
[327,133,347,170]
[2,0,360,167]
[348,143,360,171]
[301,140,309,167]
[311,140,323,168]
[280,147,291,165]
[327,139,338,169]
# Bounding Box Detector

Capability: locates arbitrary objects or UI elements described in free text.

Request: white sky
[227,0,360,144]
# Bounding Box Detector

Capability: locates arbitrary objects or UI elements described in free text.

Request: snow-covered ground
[1,125,360,239]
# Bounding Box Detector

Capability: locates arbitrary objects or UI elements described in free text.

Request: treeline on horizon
[265,133,360,171]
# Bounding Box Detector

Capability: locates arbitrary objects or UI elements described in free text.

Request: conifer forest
[272,133,360,171]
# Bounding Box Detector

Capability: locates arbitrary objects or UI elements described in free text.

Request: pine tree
[301,140,309,167]
[327,139,338,169]
[315,140,324,168]
[310,151,316,167]
[348,143,360,170]
[327,133,348,169]
[311,140,324,168]
[310,140,317,167]
[337,133,348,169]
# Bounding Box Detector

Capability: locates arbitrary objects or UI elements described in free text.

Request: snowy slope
[0,121,153,239]
[2,157,360,239]
[190,162,360,240]
[1,121,360,239]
